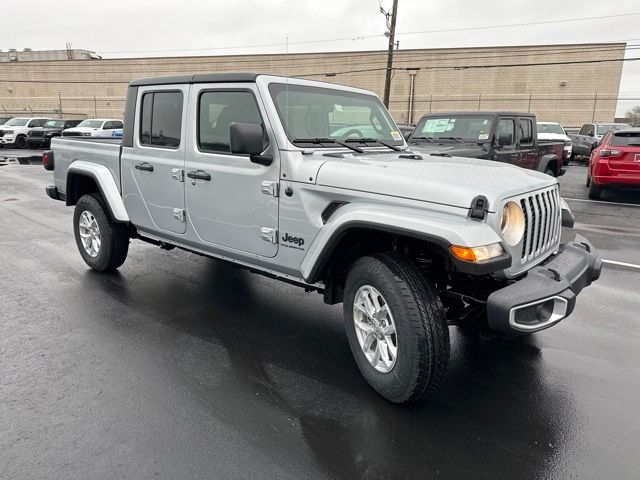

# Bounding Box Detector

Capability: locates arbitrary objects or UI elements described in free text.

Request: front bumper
[26,137,50,148]
[487,235,601,333]
[0,136,15,144]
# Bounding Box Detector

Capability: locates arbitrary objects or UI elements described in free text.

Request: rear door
[516,116,537,170]
[121,85,188,234]
[184,84,279,258]
[607,131,640,174]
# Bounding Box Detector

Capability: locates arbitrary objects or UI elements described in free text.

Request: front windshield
[4,118,29,127]
[538,123,565,135]
[43,120,66,128]
[269,83,403,146]
[597,123,630,135]
[76,120,104,128]
[413,115,494,141]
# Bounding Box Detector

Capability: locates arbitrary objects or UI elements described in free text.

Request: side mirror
[230,122,272,165]
[498,132,513,146]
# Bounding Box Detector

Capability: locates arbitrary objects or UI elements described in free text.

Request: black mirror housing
[498,132,513,146]
[230,122,264,155]
[230,122,273,166]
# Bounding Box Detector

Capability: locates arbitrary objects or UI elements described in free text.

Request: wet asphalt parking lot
[1,162,639,479]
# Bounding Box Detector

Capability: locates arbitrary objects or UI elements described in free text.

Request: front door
[494,117,518,165]
[184,85,279,258]
[121,85,188,234]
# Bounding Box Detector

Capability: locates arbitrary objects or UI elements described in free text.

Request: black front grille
[30,131,44,137]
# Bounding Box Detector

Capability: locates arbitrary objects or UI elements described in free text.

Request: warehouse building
[0,43,625,127]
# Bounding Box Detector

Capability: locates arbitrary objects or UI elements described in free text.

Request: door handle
[187,170,211,181]
[135,162,154,172]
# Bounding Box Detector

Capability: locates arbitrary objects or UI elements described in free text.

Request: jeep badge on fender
[44,73,601,404]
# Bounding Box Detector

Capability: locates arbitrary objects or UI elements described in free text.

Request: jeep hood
[315,152,555,212]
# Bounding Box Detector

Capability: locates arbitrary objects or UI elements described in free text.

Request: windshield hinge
[469,196,489,221]
[261,181,279,197]
[261,227,278,244]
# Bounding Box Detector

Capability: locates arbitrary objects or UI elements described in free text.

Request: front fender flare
[300,203,506,283]
[67,161,129,222]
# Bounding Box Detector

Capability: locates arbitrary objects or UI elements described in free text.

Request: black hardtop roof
[129,72,264,87]
[418,111,534,119]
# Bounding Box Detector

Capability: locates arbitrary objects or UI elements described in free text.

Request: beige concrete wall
[0,43,625,127]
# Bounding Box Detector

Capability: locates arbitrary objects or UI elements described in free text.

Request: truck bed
[50,137,122,194]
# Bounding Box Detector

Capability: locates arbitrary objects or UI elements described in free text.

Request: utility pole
[382,0,398,108]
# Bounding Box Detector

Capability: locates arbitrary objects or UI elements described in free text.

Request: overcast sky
[5,0,640,115]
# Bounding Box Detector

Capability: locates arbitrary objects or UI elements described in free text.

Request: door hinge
[260,227,278,244]
[261,181,279,197]
[173,208,186,222]
[171,168,185,182]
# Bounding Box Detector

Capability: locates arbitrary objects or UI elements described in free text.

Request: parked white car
[537,121,572,164]
[0,117,51,148]
[62,119,123,138]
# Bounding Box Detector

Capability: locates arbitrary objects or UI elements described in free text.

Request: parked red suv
[587,129,640,199]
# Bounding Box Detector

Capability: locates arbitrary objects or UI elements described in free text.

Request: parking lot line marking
[602,259,640,270]
[563,197,640,208]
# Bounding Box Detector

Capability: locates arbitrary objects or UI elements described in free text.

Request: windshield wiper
[291,137,364,153]
[344,137,404,152]
[438,136,463,143]
[409,136,434,143]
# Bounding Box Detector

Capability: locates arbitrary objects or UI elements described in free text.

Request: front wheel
[343,252,450,403]
[15,135,27,149]
[73,193,129,271]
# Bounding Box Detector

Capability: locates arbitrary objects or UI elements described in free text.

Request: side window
[198,90,263,153]
[578,125,589,135]
[139,91,183,148]
[103,121,113,130]
[29,119,42,127]
[113,120,123,129]
[518,118,533,145]
[497,118,515,146]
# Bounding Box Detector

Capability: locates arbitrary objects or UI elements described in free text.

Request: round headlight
[500,201,525,246]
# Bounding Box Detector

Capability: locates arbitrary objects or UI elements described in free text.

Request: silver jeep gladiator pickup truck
[44,73,602,403]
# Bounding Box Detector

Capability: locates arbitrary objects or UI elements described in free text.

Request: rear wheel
[588,181,603,200]
[73,193,129,271]
[544,166,555,177]
[343,252,450,403]
[15,135,27,149]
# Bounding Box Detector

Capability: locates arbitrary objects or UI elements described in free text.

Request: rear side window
[609,132,640,146]
[198,91,263,153]
[579,124,591,135]
[140,91,183,148]
[518,118,534,145]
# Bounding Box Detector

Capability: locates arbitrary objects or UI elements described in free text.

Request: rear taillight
[599,149,622,158]
[42,150,54,171]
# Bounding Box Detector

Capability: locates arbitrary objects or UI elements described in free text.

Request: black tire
[585,175,591,187]
[15,135,27,149]
[343,252,450,403]
[588,181,603,200]
[544,167,555,177]
[73,193,129,272]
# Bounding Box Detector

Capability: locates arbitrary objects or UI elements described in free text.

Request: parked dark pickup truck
[408,112,566,176]
[26,119,82,148]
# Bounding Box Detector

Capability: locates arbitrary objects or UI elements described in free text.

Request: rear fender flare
[538,154,559,174]
[66,161,129,222]
[300,203,506,283]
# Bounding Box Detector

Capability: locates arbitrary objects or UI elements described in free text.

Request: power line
[95,12,640,56]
